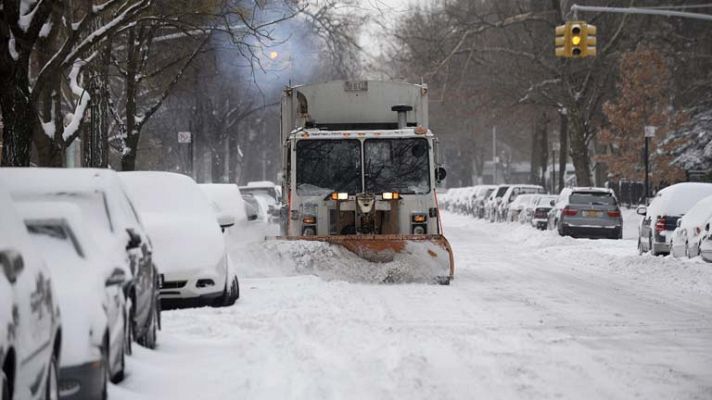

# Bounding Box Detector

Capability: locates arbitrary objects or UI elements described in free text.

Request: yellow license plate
[583,211,601,217]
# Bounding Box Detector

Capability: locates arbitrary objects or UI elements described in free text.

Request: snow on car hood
[140,213,225,274]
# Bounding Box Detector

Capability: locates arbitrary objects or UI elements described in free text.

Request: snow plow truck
[274,80,454,284]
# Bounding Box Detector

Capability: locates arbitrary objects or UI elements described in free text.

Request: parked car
[700,221,712,262]
[670,195,712,258]
[499,185,546,222]
[506,194,537,223]
[120,172,239,309]
[241,194,262,222]
[485,185,510,222]
[529,195,558,229]
[548,187,622,239]
[0,184,62,400]
[472,185,496,218]
[638,182,712,256]
[20,202,130,397]
[0,167,160,349]
[240,181,280,222]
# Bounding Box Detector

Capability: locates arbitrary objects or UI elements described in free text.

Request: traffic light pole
[570,4,712,22]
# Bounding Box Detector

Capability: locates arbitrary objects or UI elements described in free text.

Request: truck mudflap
[267,234,455,284]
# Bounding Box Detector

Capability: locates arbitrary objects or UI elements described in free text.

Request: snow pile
[247,239,447,284]
[454,211,712,298]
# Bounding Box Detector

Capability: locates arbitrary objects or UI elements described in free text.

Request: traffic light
[554,21,597,58]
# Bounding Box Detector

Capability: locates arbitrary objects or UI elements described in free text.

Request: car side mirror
[0,249,24,284]
[676,219,682,228]
[217,213,235,230]
[549,200,555,207]
[126,228,142,250]
[247,214,258,221]
[106,268,127,287]
[636,206,647,216]
[435,167,447,182]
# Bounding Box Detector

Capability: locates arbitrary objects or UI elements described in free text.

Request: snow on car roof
[245,181,277,188]
[680,195,712,228]
[570,186,614,194]
[0,167,123,193]
[120,171,215,217]
[651,182,712,217]
[199,184,247,223]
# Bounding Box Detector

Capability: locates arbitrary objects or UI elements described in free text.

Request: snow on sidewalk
[112,214,712,400]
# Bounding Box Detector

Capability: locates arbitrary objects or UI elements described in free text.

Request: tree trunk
[122,30,140,171]
[567,105,592,187]
[0,64,35,166]
[558,111,568,191]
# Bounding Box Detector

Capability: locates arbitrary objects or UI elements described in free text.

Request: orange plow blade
[268,234,454,284]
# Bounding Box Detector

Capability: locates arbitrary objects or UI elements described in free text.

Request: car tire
[101,338,109,400]
[223,276,240,307]
[637,238,644,255]
[111,338,125,384]
[141,303,158,350]
[125,310,133,356]
[650,236,659,256]
[45,350,59,400]
[1,368,9,400]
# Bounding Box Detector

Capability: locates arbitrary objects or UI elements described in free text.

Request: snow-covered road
[112,212,712,400]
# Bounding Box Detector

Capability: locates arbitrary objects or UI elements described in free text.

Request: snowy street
[111,212,712,400]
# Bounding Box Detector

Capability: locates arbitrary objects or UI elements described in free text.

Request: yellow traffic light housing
[555,21,597,58]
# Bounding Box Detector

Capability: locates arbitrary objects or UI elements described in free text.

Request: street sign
[178,131,192,144]
[644,126,657,138]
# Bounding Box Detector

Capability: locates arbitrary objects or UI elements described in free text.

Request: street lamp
[644,126,656,201]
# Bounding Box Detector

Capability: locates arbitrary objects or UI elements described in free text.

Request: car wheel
[1,368,9,400]
[125,310,133,356]
[223,276,240,307]
[685,242,691,259]
[637,238,644,255]
[101,338,109,400]
[141,303,158,350]
[111,336,125,384]
[650,236,659,256]
[45,350,59,400]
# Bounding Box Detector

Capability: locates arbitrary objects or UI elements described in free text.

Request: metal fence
[607,181,646,207]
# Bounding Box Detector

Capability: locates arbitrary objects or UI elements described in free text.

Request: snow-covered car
[241,194,262,222]
[670,194,712,258]
[0,168,160,349]
[0,185,62,400]
[485,185,510,222]
[120,172,239,309]
[549,187,622,239]
[637,182,712,256]
[506,193,537,223]
[499,185,545,222]
[700,222,712,262]
[239,181,280,222]
[20,202,130,397]
[472,185,497,218]
[529,195,558,229]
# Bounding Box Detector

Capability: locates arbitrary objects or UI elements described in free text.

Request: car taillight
[607,210,621,218]
[655,217,666,233]
[563,207,577,217]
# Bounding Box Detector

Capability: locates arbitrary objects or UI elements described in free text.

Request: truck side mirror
[0,249,24,284]
[435,167,447,182]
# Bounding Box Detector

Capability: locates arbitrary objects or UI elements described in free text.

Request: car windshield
[297,139,361,196]
[364,138,430,194]
[570,192,617,206]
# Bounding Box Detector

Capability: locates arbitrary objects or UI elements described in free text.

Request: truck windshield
[296,139,361,196]
[364,138,430,194]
